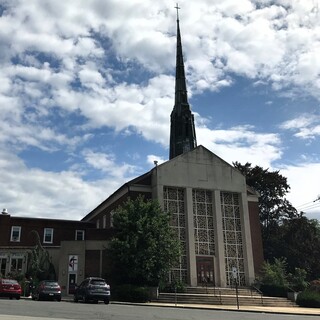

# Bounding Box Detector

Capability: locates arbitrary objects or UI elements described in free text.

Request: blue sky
[0,0,319,220]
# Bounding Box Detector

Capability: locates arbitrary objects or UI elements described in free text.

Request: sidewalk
[21,296,320,316]
[138,301,320,316]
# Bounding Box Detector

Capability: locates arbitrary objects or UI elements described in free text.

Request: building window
[220,192,245,286]
[75,230,85,241]
[10,226,21,242]
[110,211,115,228]
[43,228,53,244]
[163,186,187,283]
[103,215,106,229]
[0,256,7,276]
[193,189,215,256]
[10,257,23,273]
[96,219,100,229]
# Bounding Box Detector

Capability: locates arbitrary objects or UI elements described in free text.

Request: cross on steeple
[175,3,180,20]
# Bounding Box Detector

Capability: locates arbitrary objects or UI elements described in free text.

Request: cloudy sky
[1,0,320,220]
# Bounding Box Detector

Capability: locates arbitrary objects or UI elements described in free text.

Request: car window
[44,281,58,286]
[91,280,105,286]
[2,279,18,285]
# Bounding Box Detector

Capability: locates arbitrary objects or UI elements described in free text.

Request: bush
[288,268,308,292]
[259,258,288,287]
[296,290,320,308]
[112,284,150,302]
[309,280,320,293]
[260,284,288,297]
[159,280,186,293]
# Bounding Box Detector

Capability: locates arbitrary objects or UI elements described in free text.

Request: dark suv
[74,277,110,304]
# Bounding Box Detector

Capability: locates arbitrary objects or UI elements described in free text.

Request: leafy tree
[233,162,298,231]
[27,230,56,281]
[234,162,320,280]
[107,196,180,286]
[233,162,299,258]
[281,217,320,280]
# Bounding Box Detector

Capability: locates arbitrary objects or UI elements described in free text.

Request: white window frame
[43,228,53,244]
[10,226,21,242]
[96,219,100,229]
[75,230,85,241]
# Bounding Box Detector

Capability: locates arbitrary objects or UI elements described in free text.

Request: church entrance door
[196,257,215,286]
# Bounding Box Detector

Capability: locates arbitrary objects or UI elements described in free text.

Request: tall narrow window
[75,230,85,241]
[110,211,115,228]
[96,219,100,229]
[10,226,21,242]
[103,215,106,229]
[43,228,53,244]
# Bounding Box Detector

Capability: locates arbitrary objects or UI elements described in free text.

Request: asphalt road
[0,298,317,320]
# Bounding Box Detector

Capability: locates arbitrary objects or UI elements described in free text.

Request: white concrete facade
[151,146,256,287]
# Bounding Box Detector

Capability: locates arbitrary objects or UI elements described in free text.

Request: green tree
[281,217,320,280]
[233,162,298,231]
[233,162,320,280]
[233,162,299,258]
[107,196,180,286]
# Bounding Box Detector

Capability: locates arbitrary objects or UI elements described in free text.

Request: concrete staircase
[155,286,296,307]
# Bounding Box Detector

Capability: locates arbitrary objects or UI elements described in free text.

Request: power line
[296,196,320,210]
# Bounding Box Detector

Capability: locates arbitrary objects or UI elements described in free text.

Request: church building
[0,11,263,292]
[82,14,264,287]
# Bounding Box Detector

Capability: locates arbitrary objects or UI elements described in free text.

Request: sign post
[232,267,239,310]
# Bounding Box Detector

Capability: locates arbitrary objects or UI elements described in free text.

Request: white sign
[68,255,78,272]
[232,267,238,279]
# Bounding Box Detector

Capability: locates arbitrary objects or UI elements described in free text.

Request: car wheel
[16,296,20,300]
[37,294,41,301]
[73,296,78,303]
[82,294,88,303]
[32,296,36,301]
[57,298,61,302]
[104,299,110,305]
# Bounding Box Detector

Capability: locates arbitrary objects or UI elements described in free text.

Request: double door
[196,257,215,286]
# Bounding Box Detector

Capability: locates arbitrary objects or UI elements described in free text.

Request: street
[0,298,317,320]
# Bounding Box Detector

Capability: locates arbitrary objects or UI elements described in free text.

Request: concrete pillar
[213,190,226,287]
[185,187,197,286]
[240,192,255,285]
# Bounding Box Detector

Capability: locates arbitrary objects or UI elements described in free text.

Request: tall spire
[169,4,197,160]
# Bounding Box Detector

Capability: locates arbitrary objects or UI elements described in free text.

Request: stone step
[156,292,296,307]
[185,286,261,297]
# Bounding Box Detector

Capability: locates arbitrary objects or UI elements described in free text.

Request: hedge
[296,291,320,308]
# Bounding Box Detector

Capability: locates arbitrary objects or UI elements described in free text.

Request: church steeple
[169,4,197,160]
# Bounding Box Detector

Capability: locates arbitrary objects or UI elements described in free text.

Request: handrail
[251,285,264,305]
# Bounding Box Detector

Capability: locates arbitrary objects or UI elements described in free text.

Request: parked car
[74,277,110,304]
[32,280,61,301]
[0,279,22,300]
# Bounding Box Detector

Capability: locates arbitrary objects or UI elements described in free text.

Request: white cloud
[0,0,320,220]
[280,114,320,139]
[281,162,320,220]
[197,126,282,168]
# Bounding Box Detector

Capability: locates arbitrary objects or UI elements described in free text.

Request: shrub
[296,290,320,308]
[112,284,150,302]
[309,280,320,293]
[288,268,308,292]
[260,284,288,297]
[159,279,186,293]
[259,258,288,287]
